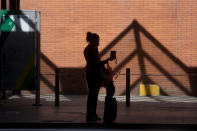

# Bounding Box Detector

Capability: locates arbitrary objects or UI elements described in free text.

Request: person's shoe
[86,115,97,122]
[94,114,102,120]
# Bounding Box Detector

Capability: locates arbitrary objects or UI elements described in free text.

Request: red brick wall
[3,0,197,96]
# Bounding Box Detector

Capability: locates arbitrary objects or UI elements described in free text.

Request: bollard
[2,89,6,100]
[55,68,59,106]
[126,68,130,107]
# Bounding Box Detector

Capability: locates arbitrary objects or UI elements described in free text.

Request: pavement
[0,94,197,129]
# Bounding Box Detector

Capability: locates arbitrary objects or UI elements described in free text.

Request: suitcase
[103,96,117,122]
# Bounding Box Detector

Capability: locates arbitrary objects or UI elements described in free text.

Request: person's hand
[109,55,116,61]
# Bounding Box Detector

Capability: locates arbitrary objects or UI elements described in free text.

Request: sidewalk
[0,94,197,125]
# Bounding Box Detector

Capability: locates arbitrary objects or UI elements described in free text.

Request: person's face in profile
[94,37,100,46]
[92,36,99,47]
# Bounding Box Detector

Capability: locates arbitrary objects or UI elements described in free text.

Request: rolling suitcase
[103,96,117,122]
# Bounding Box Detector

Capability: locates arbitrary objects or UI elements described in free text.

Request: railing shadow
[0,3,87,95]
[40,53,88,94]
[1,0,197,96]
[101,20,196,96]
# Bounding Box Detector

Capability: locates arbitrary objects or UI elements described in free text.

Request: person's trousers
[86,72,100,116]
[106,81,115,98]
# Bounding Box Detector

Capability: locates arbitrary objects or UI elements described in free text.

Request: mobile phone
[110,51,116,60]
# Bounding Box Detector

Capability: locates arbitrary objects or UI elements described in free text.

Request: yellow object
[140,84,160,96]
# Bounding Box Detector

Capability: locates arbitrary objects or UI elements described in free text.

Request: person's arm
[100,52,115,64]
[94,47,110,65]
[89,46,114,66]
[100,58,110,65]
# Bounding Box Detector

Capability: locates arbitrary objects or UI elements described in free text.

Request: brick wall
[2,0,197,96]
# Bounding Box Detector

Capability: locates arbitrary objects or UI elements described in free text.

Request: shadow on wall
[1,0,197,96]
[0,1,87,95]
[100,20,197,96]
[40,53,88,94]
[188,67,197,96]
[59,68,87,94]
[41,20,197,96]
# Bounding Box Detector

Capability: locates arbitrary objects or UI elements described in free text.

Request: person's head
[86,32,100,46]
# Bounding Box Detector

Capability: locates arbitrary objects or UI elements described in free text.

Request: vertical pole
[33,12,41,106]
[0,4,6,99]
[16,0,20,10]
[55,68,59,106]
[1,0,7,9]
[2,89,6,100]
[0,16,1,100]
[126,68,130,107]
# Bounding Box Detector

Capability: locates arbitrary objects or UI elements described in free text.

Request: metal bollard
[2,90,6,100]
[126,68,130,107]
[55,68,59,106]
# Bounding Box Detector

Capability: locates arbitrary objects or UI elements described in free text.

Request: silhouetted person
[84,32,114,121]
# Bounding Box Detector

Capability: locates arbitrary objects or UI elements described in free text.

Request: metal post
[55,68,59,106]
[33,11,41,106]
[126,68,130,107]
[2,89,6,100]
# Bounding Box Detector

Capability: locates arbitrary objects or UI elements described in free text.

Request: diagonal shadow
[2,1,196,96]
[41,53,57,71]
[120,75,169,96]
[99,21,135,58]
[137,21,188,73]
[105,19,196,96]
[145,76,169,96]
[34,19,197,96]
[134,22,147,83]
[1,4,87,95]
[134,20,191,95]
[40,53,56,92]
[113,50,137,74]
[134,21,190,95]
[143,50,191,95]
